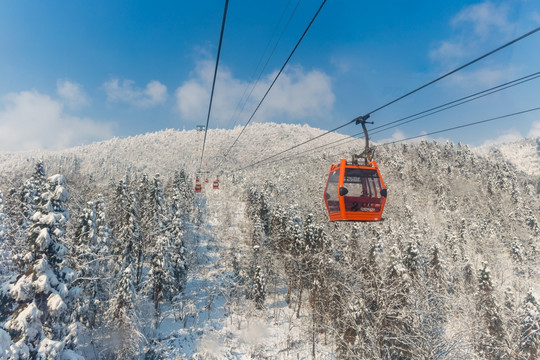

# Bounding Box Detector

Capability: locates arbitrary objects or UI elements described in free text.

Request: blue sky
[1,0,540,151]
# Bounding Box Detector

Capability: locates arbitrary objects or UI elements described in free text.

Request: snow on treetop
[48,174,66,185]
[47,293,67,316]
[5,300,42,340]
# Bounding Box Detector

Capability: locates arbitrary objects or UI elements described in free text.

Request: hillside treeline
[0,134,539,359]
[0,162,194,359]
[233,140,540,359]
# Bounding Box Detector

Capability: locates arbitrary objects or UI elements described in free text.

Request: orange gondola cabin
[194,182,202,193]
[324,158,387,221]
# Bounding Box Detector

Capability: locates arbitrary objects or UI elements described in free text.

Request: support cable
[229,0,301,129]
[222,0,328,160]
[232,26,540,169]
[237,106,540,171]
[239,70,540,170]
[370,71,540,135]
[375,106,540,147]
[199,0,229,169]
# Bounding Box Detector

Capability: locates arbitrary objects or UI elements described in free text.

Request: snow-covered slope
[0,123,353,189]
[1,123,539,359]
[477,137,540,177]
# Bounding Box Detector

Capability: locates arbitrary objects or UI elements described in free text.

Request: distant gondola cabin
[194,183,202,193]
[324,159,387,221]
[212,180,219,189]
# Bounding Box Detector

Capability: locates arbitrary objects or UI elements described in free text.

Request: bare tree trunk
[312,309,316,359]
[296,278,303,318]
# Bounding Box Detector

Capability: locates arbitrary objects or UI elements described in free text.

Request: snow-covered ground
[152,189,335,359]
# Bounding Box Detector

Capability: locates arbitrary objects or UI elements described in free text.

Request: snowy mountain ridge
[0,123,350,185]
[477,136,540,177]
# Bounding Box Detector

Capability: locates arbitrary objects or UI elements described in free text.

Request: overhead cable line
[229,0,301,129]
[370,71,540,135]
[208,0,301,175]
[234,26,540,169]
[239,70,540,170]
[363,26,540,117]
[375,106,540,147]
[237,121,353,170]
[238,71,540,170]
[221,0,328,160]
[238,106,540,171]
[199,0,229,169]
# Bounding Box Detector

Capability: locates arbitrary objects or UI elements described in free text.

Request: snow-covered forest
[1,123,539,359]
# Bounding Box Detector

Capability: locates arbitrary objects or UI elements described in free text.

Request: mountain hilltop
[480,137,540,178]
[0,123,539,359]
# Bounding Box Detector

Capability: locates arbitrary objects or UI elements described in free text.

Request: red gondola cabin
[324,158,387,221]
[212,180,219,189]
[194,183,202,193]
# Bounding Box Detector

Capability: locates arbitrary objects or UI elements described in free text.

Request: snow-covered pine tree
[403,240,420,277]
[382,244,413,360]
[147,174,174,324]
[517,290,540,359]
[169,186,187,299]
[95,193,113,267]
[72,201,105,329]
[253,265,266,310]
[475,261,507,359]
[1,174,82,359]
[0,191,5,243]
[109,179,129,238]
[110,179,141,283]
[269,205,288,254]
[104,264,141,359]
[171,169,194,219]
[0,191,11,282]
[120,192,142,284]
[251,214,264,249]
[18,160,46,230]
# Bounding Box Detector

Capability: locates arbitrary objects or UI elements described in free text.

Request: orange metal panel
[324,159,387,222]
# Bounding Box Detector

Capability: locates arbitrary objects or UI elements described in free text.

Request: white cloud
[479,128,523,147]
[56,79,89,108]
[451,1,513,38]
[330,56,352,74]
[175,60,334,125]
[529,121,540,138]
[446,65,519,88]
[104,78,167,108]
[430,1,514,65]
[374,129,407,145]
[0,90,114,152]
[429,41,466,64]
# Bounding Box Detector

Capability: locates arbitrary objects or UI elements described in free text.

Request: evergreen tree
[169,188,187,299]
[172,169,194,218]
[0,191,5,243]
[518,290,540,359]
[253,265,266,310]
[475,261,507,359]
[104,264,140,360]
[72,201,108,330]
[403,240,420,277]
[119,192,141,278]
[18,160,46,230]
[1,174,82,359]
[0,191,11,281]
[109,179,130,239]
[382,244,413,360]
[95,193,113,266]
